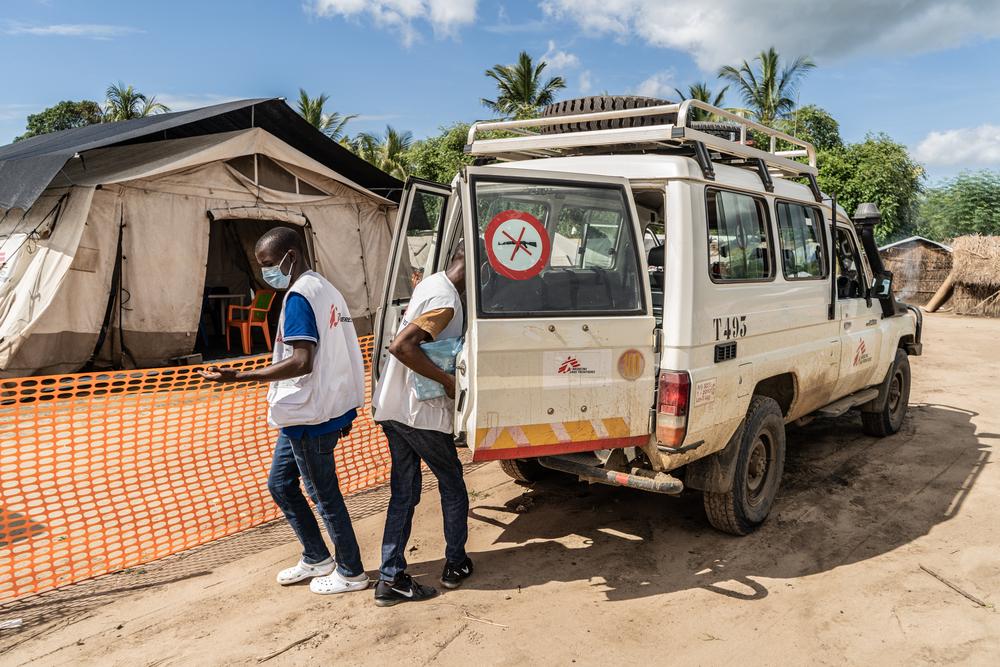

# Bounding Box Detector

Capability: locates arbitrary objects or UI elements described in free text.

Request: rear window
[706,189,774,282]
[472,178,643,316]
[776,202,827,279]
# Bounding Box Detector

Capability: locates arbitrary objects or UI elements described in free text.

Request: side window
[776,202,827,280]
[707,189,773,282]
[392,189,448,304]
[835,227,866,299]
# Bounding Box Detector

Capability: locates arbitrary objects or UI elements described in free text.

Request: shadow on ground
[0,457,488,638]
[433,403,994,603]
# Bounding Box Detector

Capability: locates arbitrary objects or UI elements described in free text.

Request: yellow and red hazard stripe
[472,417,649,461]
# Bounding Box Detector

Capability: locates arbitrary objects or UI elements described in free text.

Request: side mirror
[872,270,893,299]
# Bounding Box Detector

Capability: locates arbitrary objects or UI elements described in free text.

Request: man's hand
[198,366,242,383]
[442,374,456,400]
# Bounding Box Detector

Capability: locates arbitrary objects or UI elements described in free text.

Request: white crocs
[276,558,336,585]
[309,569,370,595]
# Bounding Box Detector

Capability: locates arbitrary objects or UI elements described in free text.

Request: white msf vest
[266,271,365,429]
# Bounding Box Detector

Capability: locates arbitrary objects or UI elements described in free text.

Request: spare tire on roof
[539,95,676,134]
[689,121,745,142]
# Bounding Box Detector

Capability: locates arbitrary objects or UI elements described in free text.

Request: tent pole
[85,205,125,370]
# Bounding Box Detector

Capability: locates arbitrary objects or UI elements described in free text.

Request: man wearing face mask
[199,227,368,596]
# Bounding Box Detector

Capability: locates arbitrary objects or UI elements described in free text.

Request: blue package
[413,336,464,401]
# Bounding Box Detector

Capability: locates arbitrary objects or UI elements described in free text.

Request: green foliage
[104,83,169,121]
[15,100,103,141]
[405,123,474,184]
[915,171,1000,241]
[817,133,924,242]
[780,104,842,151]
[672,82,729,121]
[482,51,566,119]
[345,125,413,180]
[296,88,356,140]
[718,47,815,127]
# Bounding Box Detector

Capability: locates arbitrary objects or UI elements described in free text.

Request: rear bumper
[471,435,648,462]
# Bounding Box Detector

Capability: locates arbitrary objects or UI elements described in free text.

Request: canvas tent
[0,99,403,377]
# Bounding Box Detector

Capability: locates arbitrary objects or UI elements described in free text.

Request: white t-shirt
[267,271,366,429]
[372,272,463,433]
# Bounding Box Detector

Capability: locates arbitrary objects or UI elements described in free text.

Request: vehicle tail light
[658,371,690,416]
[657,371,691,447]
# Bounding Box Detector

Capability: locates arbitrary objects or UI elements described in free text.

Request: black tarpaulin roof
[0,98,403,210]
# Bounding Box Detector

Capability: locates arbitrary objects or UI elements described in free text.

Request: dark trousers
[267,431,364,577]
[378,420,469,582]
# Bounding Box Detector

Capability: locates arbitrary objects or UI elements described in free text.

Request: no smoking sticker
[484,210,551,280]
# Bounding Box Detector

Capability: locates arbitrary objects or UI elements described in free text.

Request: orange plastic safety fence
[0,336,389,603]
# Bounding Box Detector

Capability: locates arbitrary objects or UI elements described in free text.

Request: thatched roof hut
[951,235,1000,317]
[879,236,952,306]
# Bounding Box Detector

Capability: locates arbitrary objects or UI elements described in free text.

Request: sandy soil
[2,313,999,666]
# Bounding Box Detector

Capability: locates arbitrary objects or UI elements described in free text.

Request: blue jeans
[267,431,364,577]
[378,421,469,582]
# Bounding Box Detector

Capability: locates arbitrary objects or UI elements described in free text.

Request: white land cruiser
[374,96,922,535]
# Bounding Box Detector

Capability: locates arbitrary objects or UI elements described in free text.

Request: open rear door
[373,177,451,386]
[455,166,657,461]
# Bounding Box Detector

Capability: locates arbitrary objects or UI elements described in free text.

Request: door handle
[456,360,467,376]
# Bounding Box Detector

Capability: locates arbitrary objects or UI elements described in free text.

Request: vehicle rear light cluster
[657,370,691,447]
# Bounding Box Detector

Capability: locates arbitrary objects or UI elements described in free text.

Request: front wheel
[704,396,786,536]
[861,349,911,437]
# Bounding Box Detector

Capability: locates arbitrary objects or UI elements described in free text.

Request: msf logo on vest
[329,305,353,329]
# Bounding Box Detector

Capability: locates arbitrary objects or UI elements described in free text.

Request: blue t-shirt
[278,292,357,438]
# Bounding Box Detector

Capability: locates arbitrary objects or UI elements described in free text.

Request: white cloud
[541,40,580,70]
[309,0,477,46]
[635,70,676,99]
[578,70,593,94]
[540,0,1000,69]
[0,104,33,122]
[914,125,1000,166]
[153,94,241,112]
[3,22,141,40]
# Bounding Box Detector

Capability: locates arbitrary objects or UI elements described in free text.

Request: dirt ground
[2,313,998,666]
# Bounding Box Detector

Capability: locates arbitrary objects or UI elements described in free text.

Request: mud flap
[683,422,744,493]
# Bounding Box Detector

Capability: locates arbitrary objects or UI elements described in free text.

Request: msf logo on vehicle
[557,356,595,375]
[853,339,872,367]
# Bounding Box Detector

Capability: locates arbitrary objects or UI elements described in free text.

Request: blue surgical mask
[261,251,293,289]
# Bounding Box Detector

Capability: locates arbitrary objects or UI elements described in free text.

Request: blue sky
[3,0,1000,184]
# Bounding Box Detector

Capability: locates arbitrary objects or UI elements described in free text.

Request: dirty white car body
[375,99,921,534]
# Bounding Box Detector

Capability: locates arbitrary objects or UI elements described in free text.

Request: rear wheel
[499,458,545,483]
[861,349,911,437]
[704,396,786,536]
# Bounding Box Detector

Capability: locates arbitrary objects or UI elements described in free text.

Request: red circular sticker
[484,210,551,280]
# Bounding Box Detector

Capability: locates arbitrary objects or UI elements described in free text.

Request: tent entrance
[197,218,311,360]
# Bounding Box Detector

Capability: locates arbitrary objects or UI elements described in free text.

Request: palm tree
[296,89,356,140]
[481,51,566,119]
[673,82,729,121]
[718,47,815,127]
[348,125,412,180]
[103,83,169,121]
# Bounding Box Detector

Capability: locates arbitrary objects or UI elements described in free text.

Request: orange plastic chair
[226,289,276,355]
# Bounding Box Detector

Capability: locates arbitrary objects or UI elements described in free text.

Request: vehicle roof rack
[465,100,817,180]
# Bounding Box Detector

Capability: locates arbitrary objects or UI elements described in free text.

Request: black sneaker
[374,574,438,607]
[440,557,474,590]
